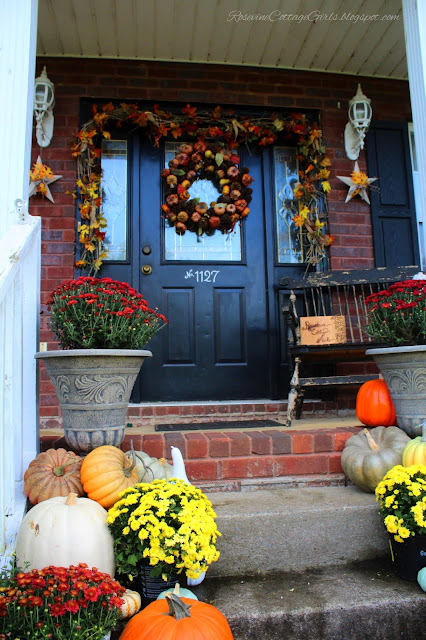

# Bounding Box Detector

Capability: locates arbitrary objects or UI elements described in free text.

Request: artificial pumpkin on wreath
[341,426,411,492]
[24,447,84,504]
[356,378,397,427]
[161,141,253,236]
[119,592,234,640]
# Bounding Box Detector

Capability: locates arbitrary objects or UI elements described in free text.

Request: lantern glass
[349,101,372,130]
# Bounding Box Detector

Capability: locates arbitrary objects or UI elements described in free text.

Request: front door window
[101,139,128,261]
[164,142,242,262]
[273,146,300,263]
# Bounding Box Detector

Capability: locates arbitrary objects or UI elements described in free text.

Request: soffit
[36,0,407,80]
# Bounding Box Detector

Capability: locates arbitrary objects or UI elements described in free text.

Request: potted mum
[365,278,426,436]
[375,464,426,580]
[106,478,220,601]
[0,563,125,640]
[35,276,167,453]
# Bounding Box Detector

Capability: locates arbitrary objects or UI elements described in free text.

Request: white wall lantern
[33,67,55,147]
[344,84,372,160]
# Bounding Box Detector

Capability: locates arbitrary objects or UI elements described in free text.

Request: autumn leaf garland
[71,102,333,273]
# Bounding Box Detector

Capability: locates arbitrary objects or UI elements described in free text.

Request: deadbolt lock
[142,265,152,275]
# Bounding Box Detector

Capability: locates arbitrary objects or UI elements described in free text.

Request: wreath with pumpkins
[161,141,253,235]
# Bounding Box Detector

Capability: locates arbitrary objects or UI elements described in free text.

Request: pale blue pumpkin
[157,583,198,601]
[417,566,426,591]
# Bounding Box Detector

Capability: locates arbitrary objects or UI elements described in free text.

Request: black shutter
[366,121,419,268]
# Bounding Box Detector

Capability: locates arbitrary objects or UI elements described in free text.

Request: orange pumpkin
[356,378,397,427]
[24,448,84,504]
[119,593,234,640]
[80,445,139,508]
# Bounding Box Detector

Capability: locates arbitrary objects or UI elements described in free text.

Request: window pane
[101,139,128,261]
[273,147,301,263]
[164,142,242,261]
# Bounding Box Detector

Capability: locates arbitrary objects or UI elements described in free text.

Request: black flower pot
[389,534,426,581]
[138,562,188,604]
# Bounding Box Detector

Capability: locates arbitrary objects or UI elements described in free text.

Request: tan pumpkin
[120,589,142,618]
[24,448,84,504]
[15,493,115,576]
[341,426,411,493]
[80,445,139,508]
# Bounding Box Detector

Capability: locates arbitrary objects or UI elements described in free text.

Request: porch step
[207,486,388,577]
[193,559,426,640]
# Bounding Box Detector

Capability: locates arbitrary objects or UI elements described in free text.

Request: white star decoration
[337,161,377,204]
[29,155,62,203]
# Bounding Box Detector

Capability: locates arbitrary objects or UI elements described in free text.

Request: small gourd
[120,590,142,618]
[15,492,115,576]
[417,566,426,592]
[157,582,198,601]
[80,445,139,508]
[402,423,426,466]
[341,426,411,492]
[119,592,234,640]
[356,378,397,427]
[24,448,84,504]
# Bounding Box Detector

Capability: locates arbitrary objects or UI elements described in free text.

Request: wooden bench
[279,265,420,426]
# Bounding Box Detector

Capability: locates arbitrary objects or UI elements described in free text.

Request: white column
[0,0,38,237]
[403,0,426,268]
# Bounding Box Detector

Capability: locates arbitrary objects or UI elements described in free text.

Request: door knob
[142,245,151,255]
[142,265,152,275]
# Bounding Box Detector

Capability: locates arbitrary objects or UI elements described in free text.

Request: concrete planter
[35,349,152,453]
[366,345,426,437]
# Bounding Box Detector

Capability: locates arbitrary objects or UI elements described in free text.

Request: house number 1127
[184,269,220,282]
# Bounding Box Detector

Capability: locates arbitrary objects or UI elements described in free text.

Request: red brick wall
[30,58,412,423]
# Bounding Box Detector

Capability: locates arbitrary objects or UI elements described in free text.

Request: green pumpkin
[417,566,426,592]
[157,583,198,601]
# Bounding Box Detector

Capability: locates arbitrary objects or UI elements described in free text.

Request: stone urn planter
[366,345,426,437]
[35,349,151,453]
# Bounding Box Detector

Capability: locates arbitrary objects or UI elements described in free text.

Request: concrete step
[193,558,426,640]
[208,486,389,577]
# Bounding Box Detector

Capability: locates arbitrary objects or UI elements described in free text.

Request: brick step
[39,399,348,431]
[40,420,363,489]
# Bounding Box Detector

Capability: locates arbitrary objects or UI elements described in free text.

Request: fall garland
[70,102,334,273]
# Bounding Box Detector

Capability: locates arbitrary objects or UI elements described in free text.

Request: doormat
[155,419,283,432]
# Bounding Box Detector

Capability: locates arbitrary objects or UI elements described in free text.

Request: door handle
[142,265,152,275]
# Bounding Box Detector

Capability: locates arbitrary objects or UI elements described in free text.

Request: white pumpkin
[15,492,115,576]
[120,589,142,617]
[132,449,174,482]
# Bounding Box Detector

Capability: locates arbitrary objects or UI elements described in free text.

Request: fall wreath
[161,141,253,235]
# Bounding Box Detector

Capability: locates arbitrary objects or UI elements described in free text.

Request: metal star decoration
[337,161,377,204]
[29,155,62,203]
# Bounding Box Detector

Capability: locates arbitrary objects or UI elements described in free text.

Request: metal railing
[0,214,41,564]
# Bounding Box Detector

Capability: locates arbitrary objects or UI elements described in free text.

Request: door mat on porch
[155,419,283,432]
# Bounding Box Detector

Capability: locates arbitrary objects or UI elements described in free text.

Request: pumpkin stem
[364,428,379,450]
[65,492,78,505]
[165,592,192,620]
[123,441,137,478]
[53,458,79,478]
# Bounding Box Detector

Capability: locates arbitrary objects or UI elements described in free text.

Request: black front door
[100,136,301,402]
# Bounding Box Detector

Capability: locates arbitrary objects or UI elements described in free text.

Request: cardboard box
[300,315,347,346]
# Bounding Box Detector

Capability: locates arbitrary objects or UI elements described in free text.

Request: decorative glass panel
[101,140,128,261]
[273,147,301,263]
[164,142,242,261]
